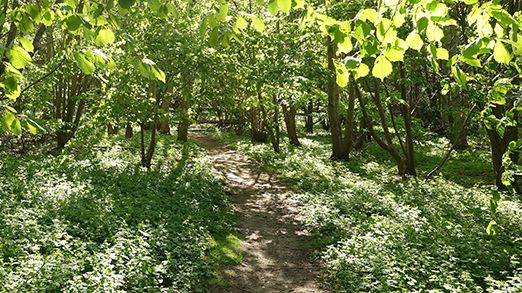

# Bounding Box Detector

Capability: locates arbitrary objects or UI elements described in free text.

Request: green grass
[211,126,522,292]
[0,131,238,292]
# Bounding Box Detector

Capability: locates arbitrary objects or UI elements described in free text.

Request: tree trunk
[140,123,146,167]
[249,108,268,143]
[282,103,300,146]
[107,123,118,135]
[343,83,357,156]
[177,119,189,142]
[399,64,417,176]
[305,99,314,133]
[144,123,157,168]
[356,79,406,176]
[125,123,133,138]
[488,105,519,191]
[159,95,171,134]
[177,96,189,143]
[327,39,348,160]
[262,108,280,153]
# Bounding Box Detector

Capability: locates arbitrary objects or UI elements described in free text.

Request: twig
[21,57,66,94]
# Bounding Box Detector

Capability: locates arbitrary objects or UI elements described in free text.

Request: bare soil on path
[192,133,326,293]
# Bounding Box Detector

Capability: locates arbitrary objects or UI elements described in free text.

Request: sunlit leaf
[95,29,116,47]
[372,55,393,80]
[7,46,32,69]
[75,53,95,75]
[493,40,511,64]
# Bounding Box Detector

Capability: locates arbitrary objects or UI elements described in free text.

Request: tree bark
[304,99,314,133]
[487,105,519,191]
[125,123,133,138]
[356,79,406,176]
[399,64,417,176]
[327,39,348,160]
[177,96,189,142]
[282,103,300,146]
[159,95,171,134]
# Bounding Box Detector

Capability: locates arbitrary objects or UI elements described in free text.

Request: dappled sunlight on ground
[193,133,326,293]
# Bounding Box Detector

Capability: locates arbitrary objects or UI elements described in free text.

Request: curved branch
[426,103,477,180]
[21,57,66,94]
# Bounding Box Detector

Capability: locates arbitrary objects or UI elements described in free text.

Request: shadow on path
[192,133,326,293]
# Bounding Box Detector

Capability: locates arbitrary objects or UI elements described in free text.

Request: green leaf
[19,38,34,53]
[384,47,404,62]
[278,0,292,14]
[372,55,393,80]
[66,14,82,31]
[10,116,21,136]
[406,31,423,51]
[463,40,481,58]
[345,57,359,70]
[461,56,481,67]
[295,0,305,9]
[335,62,349,87]
[452,66,467,86]
[236,16,248,30]
[7,46,32,69]
[216,3,228,22]
[384,0,400,7]
[2,111,16,132]
[338,37,352,54]
[251,16,265,33]
[3,76,21,100]
[268,0,278,16]
[75,53,95,75]
[151,68,166,83]
[118,0,136,9]
[486,220,497,236]
[355,63,370,79]
[138,59,166,83]
[426,22,444,42]
[95,29,116,46]
[41,9,55,26]
[493,40,511,64]
[436,48,449,60]
[26,121,37,134]
[359,9,378,23]
[377,19,397,44]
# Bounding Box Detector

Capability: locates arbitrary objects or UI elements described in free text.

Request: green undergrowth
[211,127,522,292]
[0,132,240,292]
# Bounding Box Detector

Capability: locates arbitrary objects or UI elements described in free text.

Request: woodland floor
[192,132,326,293]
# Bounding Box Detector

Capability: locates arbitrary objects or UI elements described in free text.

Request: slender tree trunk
[143,122,157,168]
[356,79,406,176]
[305,99,314,133]
[343,83,357,156]
[159,95,171,134]
[327,39,348,160]
[282,103,300,146]
[177,97,189,142]
[140,122,146,166]
[259,90,280,153]
[399,64,417,176]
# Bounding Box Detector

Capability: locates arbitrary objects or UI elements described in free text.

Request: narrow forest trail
[192,133,326,293]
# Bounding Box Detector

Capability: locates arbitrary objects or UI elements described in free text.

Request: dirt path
[192,133,326,293]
